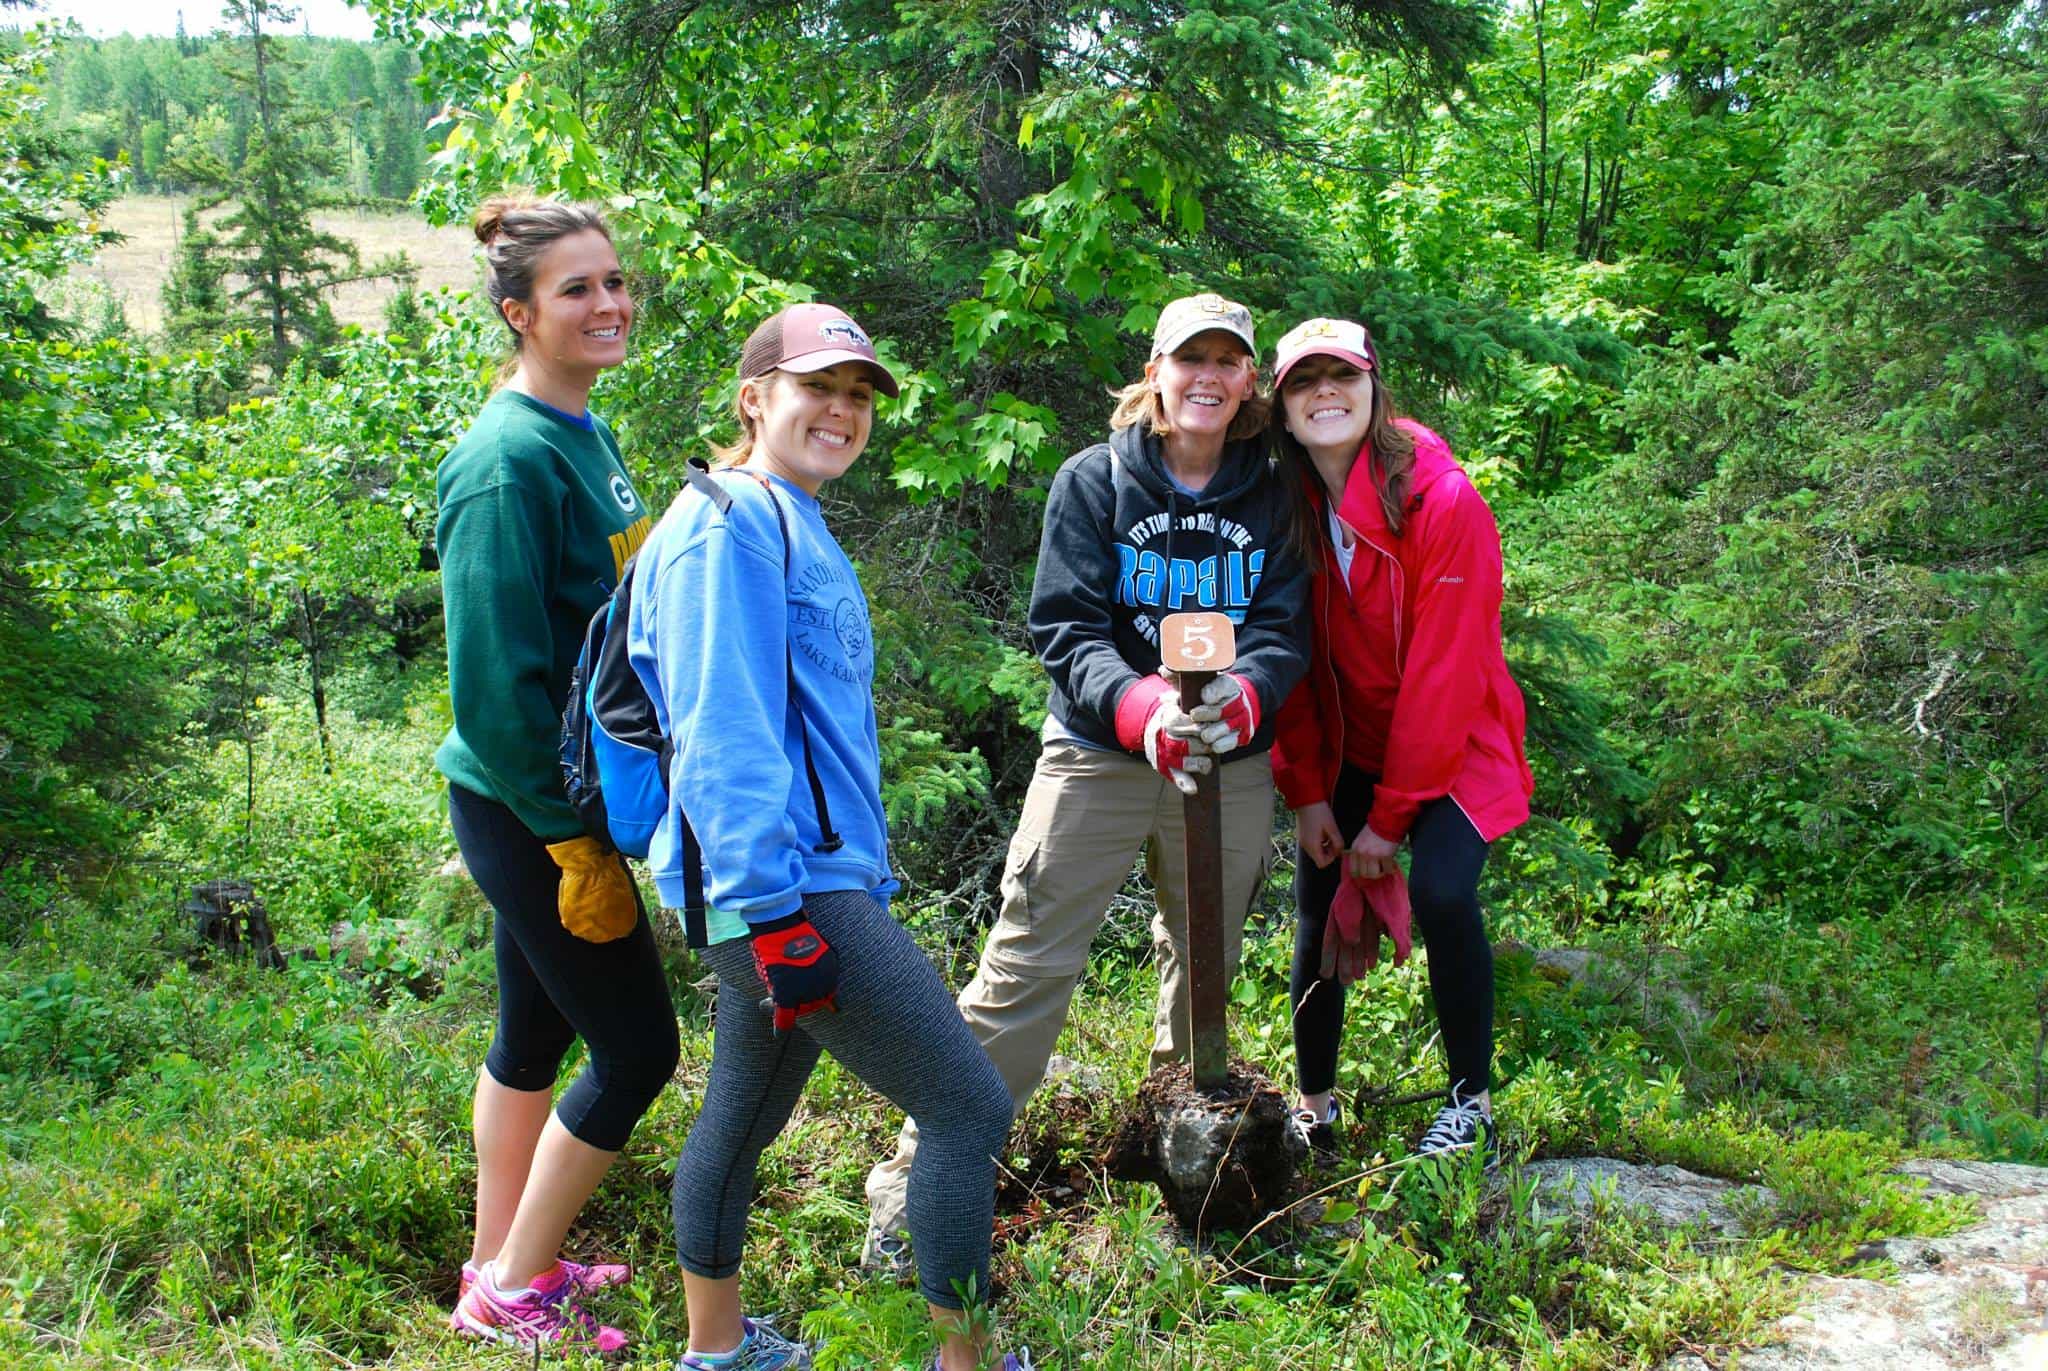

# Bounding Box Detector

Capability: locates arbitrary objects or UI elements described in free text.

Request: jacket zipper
[1359,531,1405,678]
[1330,517,1404,800]
[1321,555,1343,798]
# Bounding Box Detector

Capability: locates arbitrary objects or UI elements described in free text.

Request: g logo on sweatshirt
[609,472,637,513]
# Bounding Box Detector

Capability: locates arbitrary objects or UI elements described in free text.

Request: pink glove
[1362,870,1412,964]
[1318,869,1412,985]
[1320,878,1370,984]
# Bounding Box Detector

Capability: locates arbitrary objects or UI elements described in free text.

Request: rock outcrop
[1523,1157,1774,1235]
[1597,1157,2048,1370]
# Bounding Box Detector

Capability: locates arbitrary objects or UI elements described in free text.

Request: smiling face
[1148,329,1255,441]
[743,363,877,494]
[1280,353,1376,461]
[501,228,632,393]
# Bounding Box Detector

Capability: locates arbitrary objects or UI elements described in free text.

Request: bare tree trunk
[1532,0,1551,253]
[974,1,1048,238]
[242,589,257,865]
[298,587,336,776]
[1532,412,1557,488]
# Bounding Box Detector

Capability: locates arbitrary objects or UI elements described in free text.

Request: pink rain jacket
[1270,420,1534,843]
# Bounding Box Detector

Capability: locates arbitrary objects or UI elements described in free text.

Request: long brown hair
[471,193,613,382]
[1272,361,1416,568]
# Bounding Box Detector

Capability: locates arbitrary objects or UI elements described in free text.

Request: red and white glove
[1114,674,1213,795]
[1188,672,1260,752]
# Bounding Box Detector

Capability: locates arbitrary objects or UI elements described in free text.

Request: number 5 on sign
[1159,612,1237,673]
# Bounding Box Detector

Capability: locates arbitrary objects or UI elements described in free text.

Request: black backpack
[559,459,841,947]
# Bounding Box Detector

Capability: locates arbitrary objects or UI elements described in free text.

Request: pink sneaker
[459,1256,631,1301]
[451,1260,628,1354]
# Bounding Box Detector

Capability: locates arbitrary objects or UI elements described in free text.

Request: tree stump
[184,879,286,969]
[1104,1059,1304,1236]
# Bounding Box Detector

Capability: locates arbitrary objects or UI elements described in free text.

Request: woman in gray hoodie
[864,293,1309,1269]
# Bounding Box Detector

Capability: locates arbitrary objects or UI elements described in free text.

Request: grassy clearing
[61,194,476,335]
[0,699,2013,1369]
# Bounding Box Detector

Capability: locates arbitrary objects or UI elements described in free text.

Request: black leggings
[448,783,680,1151]
[1290,766,1494,1098]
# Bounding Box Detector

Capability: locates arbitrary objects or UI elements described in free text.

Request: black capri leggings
[448,783,680,1151]
[1291,765,1493,1099]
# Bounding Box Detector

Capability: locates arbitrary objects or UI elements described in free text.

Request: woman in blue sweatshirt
[626,304,1025,1371]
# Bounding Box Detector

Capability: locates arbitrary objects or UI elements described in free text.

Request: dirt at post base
[1103,1059,1303,1236]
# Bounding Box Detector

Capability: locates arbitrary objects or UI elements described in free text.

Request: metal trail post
[1160,612,1235,1092]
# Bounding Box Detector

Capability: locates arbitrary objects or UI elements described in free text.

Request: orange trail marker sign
[1159,612,1236,1091]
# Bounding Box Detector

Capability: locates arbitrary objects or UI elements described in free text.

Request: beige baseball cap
[1151,293,1256,359]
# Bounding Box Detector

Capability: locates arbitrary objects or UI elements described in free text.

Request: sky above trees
[16,0,376,40]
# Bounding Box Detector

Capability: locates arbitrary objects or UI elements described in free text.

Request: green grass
[0,700,2016,1368]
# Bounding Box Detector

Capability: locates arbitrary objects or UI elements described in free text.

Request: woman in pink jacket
[1266,318,1533,1165]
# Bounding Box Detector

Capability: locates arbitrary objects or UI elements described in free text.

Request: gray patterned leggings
[673,889,1013,1310]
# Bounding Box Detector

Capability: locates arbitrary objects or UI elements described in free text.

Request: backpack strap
[724,465,846,856]
[666,462,730,946]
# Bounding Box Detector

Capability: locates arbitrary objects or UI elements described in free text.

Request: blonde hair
[471,192,613,380]
[710,370,781,467]
[1108,361,1271,442]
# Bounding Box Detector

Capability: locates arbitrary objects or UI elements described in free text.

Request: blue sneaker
[677,1316,812,1370]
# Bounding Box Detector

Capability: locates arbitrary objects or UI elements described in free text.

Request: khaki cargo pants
[864,728,1274,1242]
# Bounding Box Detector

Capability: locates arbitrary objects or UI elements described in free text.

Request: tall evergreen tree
[370,45,422,199]
[164,1,406,378]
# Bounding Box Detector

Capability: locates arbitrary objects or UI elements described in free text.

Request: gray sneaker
[859,1221,915,1282]
[675,1316,812,1370]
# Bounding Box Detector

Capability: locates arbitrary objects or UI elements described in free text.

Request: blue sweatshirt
[625,465,897,944]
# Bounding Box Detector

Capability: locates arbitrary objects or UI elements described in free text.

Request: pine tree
[164,1,407,379]
[370,48,422,200]
[161,204,230,341]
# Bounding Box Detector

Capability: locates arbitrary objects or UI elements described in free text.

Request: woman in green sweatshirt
[436,194,676,1354]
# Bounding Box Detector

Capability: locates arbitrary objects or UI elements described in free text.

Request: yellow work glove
[543,835,640,943]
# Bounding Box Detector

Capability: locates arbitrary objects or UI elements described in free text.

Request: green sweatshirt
[434,389,653,840]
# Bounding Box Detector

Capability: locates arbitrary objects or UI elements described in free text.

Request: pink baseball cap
[740,302,900,397]
[1272,317,1380,387]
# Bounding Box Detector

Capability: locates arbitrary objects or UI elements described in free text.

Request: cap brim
[1274,346,1375,389]
[777,348,900,397]
[1152,322,1258,360]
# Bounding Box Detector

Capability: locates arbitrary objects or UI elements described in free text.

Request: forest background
[1,0,2044,1366]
